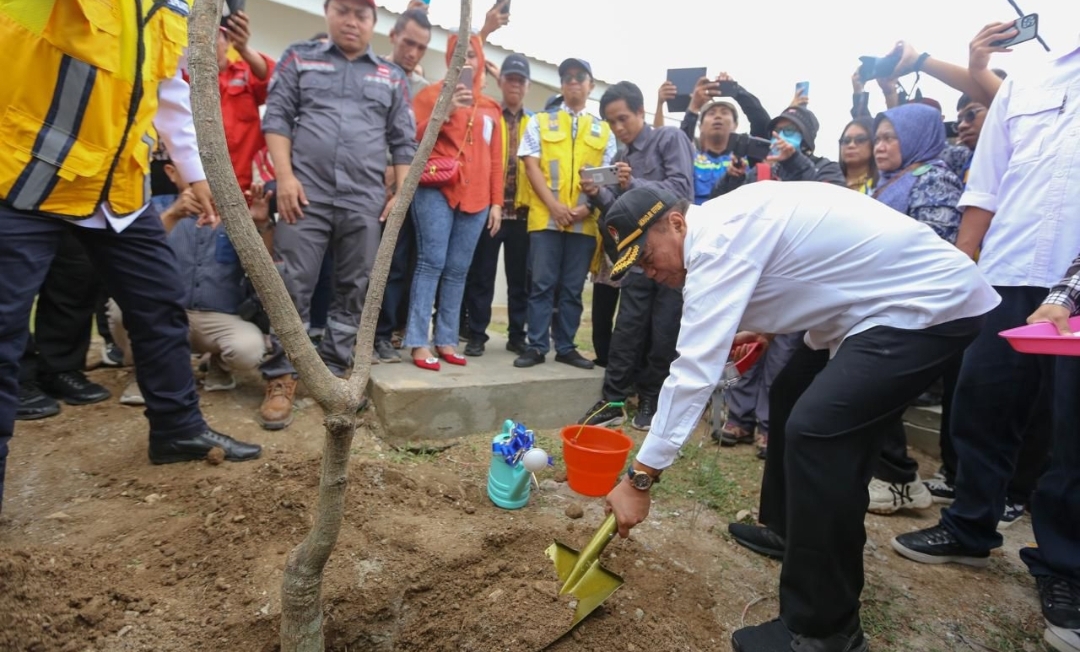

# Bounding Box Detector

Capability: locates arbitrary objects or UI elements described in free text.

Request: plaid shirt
[1045,252,1080,315]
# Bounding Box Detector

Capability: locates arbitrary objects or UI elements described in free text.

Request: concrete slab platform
[904,405,942,457]
[367,334,604,447]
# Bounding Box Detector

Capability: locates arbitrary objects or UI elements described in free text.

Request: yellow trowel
[545,513,624,629]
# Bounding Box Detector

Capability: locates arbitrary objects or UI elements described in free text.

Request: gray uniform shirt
[263,41,417,214]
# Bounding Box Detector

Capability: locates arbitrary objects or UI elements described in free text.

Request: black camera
[857,52,901,83]
[729,133,772,163]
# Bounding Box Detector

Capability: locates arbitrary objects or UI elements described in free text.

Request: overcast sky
[393,0,1078,154]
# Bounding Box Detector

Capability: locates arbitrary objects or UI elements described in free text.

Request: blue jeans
[404,187,488,349]
[526,230,595,356]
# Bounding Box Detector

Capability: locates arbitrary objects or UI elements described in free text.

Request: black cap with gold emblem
[600,187,679,281]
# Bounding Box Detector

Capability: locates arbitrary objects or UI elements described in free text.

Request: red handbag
[419,106,476,188]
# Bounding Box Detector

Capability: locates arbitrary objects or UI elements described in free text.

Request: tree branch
[347,0,474,394]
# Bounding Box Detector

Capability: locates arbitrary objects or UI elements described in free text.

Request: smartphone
[458,66,474,89]
[499,0,510,14]
[944,121,960,139]
[582,165,620,187]
[857,51,901,82]
[223,0,246,15]
[717,80,738,97]
[992,13,1038,47]
[795,81,809,98]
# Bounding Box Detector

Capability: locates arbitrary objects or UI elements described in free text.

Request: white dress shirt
[636,181,1001,470]
[959,40,1080,288]
[75,54,205,233]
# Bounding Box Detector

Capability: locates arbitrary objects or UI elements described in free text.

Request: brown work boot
[257,375,296,430]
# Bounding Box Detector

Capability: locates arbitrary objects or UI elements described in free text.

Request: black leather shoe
[513,349,545,368]
[506,338,527,355]
[149,428,262,465]
[16,382,61,421]
[554,350,595,370]
[728,523,785,560]
[464,337,485,357]
[39,371,111,406]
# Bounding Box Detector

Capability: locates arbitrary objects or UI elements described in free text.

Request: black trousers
[601,272,682,402]
[1,204,209,514]
[873,352,963,484]
[19,230,100,381]
[590,283,620,367]
[463,217,529,343]
[758,317,983,637]
[942,286,1054,551]
[1020,354,1080,585]
[375,209,416,341]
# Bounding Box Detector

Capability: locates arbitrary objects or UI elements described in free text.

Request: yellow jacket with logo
[0,0,189,218]
[525,109,610,236]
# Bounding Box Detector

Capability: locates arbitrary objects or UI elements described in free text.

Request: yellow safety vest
[500,109,535,211]
[0,0,189,219]
[525,110,609,236]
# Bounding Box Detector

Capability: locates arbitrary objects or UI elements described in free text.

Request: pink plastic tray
[999,316,1080,356]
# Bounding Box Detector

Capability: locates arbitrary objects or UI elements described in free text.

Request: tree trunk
[187,1,472,650]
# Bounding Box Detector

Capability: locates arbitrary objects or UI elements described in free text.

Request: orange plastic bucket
[560,425,633,497]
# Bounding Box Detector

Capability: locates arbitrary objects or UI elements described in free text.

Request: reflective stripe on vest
[8,56,97,211]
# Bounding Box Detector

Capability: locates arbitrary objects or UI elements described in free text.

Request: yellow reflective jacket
[525,110,610,236]
[0,0,189,218]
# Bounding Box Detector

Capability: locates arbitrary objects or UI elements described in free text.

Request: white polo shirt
[637,181,1000,470]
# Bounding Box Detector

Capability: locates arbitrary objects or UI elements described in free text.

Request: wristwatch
[627,467,660,491]
[914,52,931,73]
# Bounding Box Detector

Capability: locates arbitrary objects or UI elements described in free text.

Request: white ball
[522,448,548,473]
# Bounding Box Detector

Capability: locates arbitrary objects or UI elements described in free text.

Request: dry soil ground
[0,360,1050,651]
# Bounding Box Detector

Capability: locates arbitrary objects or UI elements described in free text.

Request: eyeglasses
[874,133,898,146]
[958,106,986,125]
[778,126,800,139]
[561,71,589,84]
[839,135,870,146]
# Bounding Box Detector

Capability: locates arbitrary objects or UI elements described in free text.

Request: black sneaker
[506,338,527,355]
[891,524,990,567]
[100,341,124,367]
[728,523,785,560]
[631,396,655,431]
[733,618,869,652]
[464,337,485,357]
[578,400,625,427]
[39,370,111,406]
[374,339,401,363]
[16,382,61,421]
[923,475,956,505]
[513,349,545,368]
[1038,576,1080,629]
[998,501,1025,530]
[554,350,594,370]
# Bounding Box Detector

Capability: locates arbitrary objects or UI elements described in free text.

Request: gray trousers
[261,201,380,378]
[712,331,803,434]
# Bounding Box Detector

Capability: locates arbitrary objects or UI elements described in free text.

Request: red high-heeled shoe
[413,356,440,371]
[437,349,467,366]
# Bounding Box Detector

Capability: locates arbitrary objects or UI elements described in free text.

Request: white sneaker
[868,478,933,514]
[1045,622,1080,652]
[203,355,236,392]
[119,380,145,406]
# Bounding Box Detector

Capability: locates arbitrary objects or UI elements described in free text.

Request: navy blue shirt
[168,220,246,314]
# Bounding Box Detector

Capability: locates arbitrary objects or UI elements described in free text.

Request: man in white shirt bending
[601,183,999,652]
